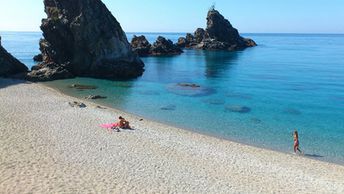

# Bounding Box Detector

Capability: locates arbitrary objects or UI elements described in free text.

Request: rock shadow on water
[283,108,302,115]
[225,105,252,113]
[160,105,176,111]
[166,83,216,97]
[202,98,226,105]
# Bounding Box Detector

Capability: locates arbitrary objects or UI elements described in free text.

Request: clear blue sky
[0,0,343,33]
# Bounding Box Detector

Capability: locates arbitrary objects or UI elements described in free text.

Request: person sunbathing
[118,116,131,129]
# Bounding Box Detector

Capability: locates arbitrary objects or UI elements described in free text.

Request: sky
[0,0,343,33]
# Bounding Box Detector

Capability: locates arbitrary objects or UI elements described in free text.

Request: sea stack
[177,8,257,50]
[131,35,183,57]
[27,0,144,81]
[0,36,28,77]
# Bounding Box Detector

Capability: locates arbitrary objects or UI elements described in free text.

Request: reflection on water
[203,50,238,78]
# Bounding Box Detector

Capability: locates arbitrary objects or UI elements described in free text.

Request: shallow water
[1,31,344,164]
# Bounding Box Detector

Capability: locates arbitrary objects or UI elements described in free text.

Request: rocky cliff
[0,36,28,77]
[177,8,257,50]
[27,0,144,81]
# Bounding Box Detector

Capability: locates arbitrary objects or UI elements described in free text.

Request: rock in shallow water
[131,35,183,56]
[203,99,225,105]
[225,105,251,113]
[177,8,256,50]
[27,0,144,81]
[131,35,152,57]
[166,83,216,97]
[69,84,98,90]
[283,108,302,115]
[160,105,176,111]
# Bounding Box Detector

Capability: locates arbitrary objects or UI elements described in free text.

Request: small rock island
[177,8,257,51]
[27,0,145,81]
[131,35,183,57]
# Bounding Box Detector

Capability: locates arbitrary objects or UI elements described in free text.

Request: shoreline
[1,78,344,193]
[45,81,343,166]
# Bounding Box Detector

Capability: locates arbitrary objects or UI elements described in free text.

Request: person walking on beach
[293,130,302,154]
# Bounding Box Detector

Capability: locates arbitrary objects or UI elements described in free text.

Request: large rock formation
[27,0,144,81]
[131,35,183,57]
[178,8,256,51]
[0,36,28,77]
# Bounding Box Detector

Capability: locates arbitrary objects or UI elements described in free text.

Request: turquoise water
[1,32,344,164]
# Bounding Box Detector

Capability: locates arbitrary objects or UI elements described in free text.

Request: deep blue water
[1,31,344,164]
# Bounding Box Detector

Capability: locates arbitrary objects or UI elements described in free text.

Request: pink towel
[100,123,119,129]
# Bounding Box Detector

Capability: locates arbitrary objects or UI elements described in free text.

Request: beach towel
[100,123,119,129]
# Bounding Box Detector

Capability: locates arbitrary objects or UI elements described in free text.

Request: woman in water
[293,130,302,154]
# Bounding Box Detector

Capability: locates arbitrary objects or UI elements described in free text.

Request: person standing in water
[293,130,302,154]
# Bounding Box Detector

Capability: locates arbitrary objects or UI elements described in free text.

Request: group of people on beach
[106,117,303,154]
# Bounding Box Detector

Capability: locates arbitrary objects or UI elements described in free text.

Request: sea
[1,31,344,164]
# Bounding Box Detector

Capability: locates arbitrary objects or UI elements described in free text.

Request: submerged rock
[177,83,201,88]
[27,0,144,81]
[225,105,251,113]
[160,105,176,111]
[178,8,256,50]
[250,118,262,124]
[167,83,215,97]
[69,84,98,90]
[203,99,225,105]
[283,108,302,115]
[0,36,28,77]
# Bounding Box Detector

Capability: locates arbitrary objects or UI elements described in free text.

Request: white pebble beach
[1,78,344,193]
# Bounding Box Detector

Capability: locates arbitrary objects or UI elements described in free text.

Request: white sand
[1,78,344,194]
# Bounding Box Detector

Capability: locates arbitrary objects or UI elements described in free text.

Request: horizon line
[1,30,344,35]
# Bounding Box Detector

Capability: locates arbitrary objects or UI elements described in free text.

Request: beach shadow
[303,153,324,158]
[0,78,30,89]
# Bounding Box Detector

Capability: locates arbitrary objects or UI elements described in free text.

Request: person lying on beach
[118,116,131,129]
[293,130,302,154]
